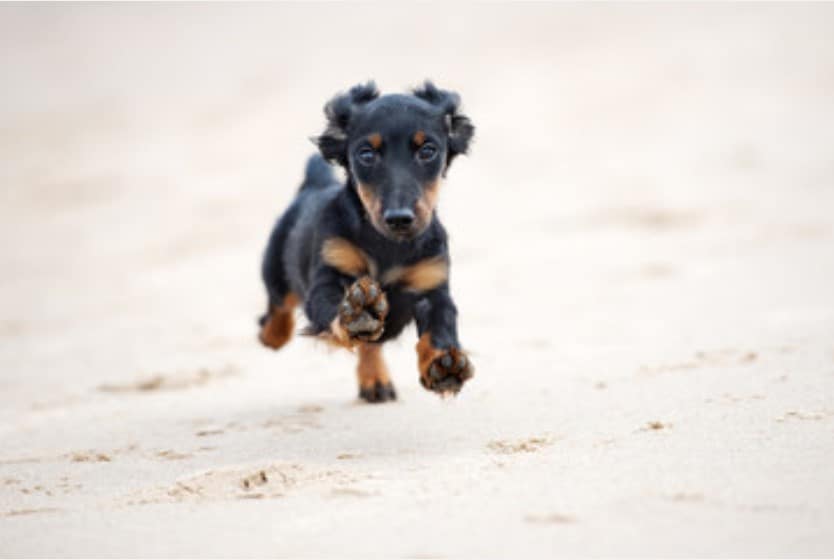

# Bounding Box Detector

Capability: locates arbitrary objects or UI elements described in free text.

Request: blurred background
[1,4,833,556]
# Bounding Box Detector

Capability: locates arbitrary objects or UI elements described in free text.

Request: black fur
[260,81,474,382]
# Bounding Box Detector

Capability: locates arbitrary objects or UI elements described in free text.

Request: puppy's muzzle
[383,208,416,234]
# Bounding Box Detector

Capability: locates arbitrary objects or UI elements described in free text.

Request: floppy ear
[413,81,475,169]
[313,82,380,167]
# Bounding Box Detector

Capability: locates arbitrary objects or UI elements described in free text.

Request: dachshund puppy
[258,81,475,403]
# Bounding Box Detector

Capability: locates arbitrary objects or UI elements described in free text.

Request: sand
[1,4,833,557]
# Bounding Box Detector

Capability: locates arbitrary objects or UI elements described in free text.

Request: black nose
[383,208,415,230]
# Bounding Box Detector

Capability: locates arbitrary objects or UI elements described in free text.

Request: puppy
[258,81,475,403]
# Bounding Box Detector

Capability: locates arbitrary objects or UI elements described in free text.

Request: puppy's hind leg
[259,292,299,350]
[258,207,300,350]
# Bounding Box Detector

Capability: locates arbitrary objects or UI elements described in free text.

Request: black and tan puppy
[258,81,475,403]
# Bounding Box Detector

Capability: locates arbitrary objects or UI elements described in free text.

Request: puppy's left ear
[413,81,475,169]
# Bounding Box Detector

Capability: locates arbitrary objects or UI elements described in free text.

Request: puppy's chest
[320,235,447,294]
[372,253,448,295]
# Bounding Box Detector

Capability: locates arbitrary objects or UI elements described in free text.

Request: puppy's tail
[299,153,337,192]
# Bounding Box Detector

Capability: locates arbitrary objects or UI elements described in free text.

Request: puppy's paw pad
[339,277,388,341]
[421,348,473,395]
[359,381,397,403]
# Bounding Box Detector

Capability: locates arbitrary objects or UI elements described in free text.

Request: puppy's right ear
[313,82,379,167]
[412,81,475,171]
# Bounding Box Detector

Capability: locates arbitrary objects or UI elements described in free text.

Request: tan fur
[416,332,444,379]
[319,316,355,350]
[415,179,441,225]
[367,133,382,149]
[413,130,426,146]
[382,257,448,292]
[259,293,299,350]
[321,237,374,277]
[356,182,386,233]
[356,343,391,389]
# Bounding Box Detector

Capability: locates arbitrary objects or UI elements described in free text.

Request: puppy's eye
[356,147,378,166]
[416,143,438,162]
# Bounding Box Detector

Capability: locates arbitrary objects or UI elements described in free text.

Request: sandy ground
[1,4,834,557]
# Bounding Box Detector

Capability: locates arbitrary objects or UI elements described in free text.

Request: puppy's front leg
[414,286,474,395]
[306,267,394,402]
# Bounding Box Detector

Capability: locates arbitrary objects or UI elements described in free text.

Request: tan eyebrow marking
[413,130,426,146]
[367,133,382,149]
[382,256,448,292]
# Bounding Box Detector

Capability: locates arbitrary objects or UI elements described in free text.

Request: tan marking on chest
[382,256,448,292]
[321,237,377,277]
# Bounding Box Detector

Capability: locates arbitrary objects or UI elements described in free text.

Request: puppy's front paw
[336,277,388,342]
[417,334,474,396]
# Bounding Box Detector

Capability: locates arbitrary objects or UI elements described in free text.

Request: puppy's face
[316,82,474,242]
[348,99,447,241]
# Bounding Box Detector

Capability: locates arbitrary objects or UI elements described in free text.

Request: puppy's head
[314,81,474,242]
